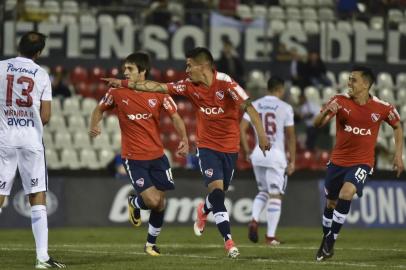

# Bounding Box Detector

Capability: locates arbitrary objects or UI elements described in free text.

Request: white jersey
[0,57,52,150]
[243,95,294,168]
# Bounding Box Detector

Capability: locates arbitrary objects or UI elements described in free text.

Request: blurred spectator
[51,67,72,98]
[298,94,321,151]
[289,48,307,89]
[306,52,332,89]
[218,0,238,18]
[143,0,172,29]
[185,0,209,27]
[276,43,292,62]
[216,37,245,87]
[337,0,358,19]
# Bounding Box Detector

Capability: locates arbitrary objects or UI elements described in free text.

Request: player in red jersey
[102,47,270,258]
[313,66,404,261]
[89,52,188,256]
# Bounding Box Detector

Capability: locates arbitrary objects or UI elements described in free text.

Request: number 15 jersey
[243,95,294,168]
[0,57,52,150]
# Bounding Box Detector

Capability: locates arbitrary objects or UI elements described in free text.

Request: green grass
[1,226,405,270]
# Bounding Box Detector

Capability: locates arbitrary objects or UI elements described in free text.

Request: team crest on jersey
[205,168,213,178]
[135,178,144,187]
[216,91,224,100]
[371,113,380,122]
[148,99,157,108]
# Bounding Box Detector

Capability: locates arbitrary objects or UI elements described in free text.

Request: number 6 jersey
[243,95,294,168]
[0,57,52,150]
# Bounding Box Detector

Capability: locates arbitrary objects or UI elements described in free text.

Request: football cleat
[316,233,335,261]
[128,195,141,227]
[225,239,240,258]
[193,201,208,236]
[144,244,161,256]
[35,257,66,269]
[248,219,259,243]
[265,235,281,246]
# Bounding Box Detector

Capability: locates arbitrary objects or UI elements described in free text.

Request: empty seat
[269,7,285,20]
[105,115,120,133]
[60,149,80,169]
[286,7,301,20]
[396,73,406,89]
[353,21,368,31]
[288,86,301,105]
[59,14,76,25]
[43,131,54,149]
[317,0,334,7]
[92,133,111,150]
[370,16,384,31]
[5,0,17,11]
[338,71,350,89]
[99,149,115,167]
[304,86,321,104]
[281,0,300,7]
[304,20,319,34]
[70,66,88,83]
[54,132,72,149]
[72,131,91,149]
[287,20,302,31]
[378,88,395,104]
[322,87,337,104]
[79,149,100,169]
[301,0,317,6]
[388,9,403,25]
[319,8,334,21]
[67,115,87,131]
[237,4,252,20]
[399,22,406,34]
[51,98,62,115]
[47,115,67,132]
[270,20,286,34]
[302,8,317,20]
[110,132,121,151]
[43,0,60,14]
[377,72,394,89]
[63,97,81,116]
[252,5,267,19]
[62,0,79,14]
[45,149,62,169]
[80,13,97,26]
[399,105,406,121]
[89,66,106,83]
[396,88,406,106]
[336,21,353,34]
[81,98,98,116]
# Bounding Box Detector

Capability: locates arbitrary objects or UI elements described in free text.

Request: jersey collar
[15,56,35,63]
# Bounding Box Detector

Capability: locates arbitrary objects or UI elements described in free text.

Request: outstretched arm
[243,101,270,156]
[239,118,251,161]
[170,112,189,157]
[392,122,404,177]
[101,78,169,94]
[89,105,104,138]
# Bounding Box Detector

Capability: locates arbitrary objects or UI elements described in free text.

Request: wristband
[122,79,129,88]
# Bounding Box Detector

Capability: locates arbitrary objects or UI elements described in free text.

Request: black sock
[147,210,164,244]
[322,207,334,236]
[330,199,352,240]
[203,195,212,215]
[209,189,231,242]
[131,195,148,210]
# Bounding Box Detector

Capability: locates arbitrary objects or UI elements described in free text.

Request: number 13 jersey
[0,57,52,149]
[243,95,294,168]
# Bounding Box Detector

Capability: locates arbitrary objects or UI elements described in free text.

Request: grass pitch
[1,226,405,270]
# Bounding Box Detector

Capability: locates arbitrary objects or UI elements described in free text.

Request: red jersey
[99,88,177,160]
[324,94,400,167]
[166,71,249,153]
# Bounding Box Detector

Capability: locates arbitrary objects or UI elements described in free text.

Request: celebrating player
[240,77,296,245]
[314,66,404,261]
[89,52,188,256]
[102,47,270,258]
[0,32,66,268]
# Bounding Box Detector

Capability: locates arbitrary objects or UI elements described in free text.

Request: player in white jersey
[0,32,65,269]
[240,77,296,245]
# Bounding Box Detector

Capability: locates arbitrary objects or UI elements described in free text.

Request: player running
[240,77,296,245]
[314,66,404,261]
[0,32,66,268]
[89,52,188,256]
[102,47,270,258]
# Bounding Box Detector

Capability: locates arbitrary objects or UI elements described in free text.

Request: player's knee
[144,194,161,211]
[339,190,355,200]
[326,200,337,209]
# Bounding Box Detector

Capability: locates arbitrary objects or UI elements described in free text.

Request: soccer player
[314,66,404,261]
[102,47,270,258]
[240,77,296,246]
[0,32,66,268]
[89,52,189,256]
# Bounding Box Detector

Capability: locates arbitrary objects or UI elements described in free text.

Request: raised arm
[88,105,104,138]
[243,101,270,156]
[392,121,404,177]
[101,78,169,94]
[314,99,340,128]
[239,118,251,161]
[170,112,189,157]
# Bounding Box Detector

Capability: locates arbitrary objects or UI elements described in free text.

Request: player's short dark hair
[125,52,151,77]
[351,65,375,89]
[185,47,214,66]
[267,76,285,92]
[18,31,47,58]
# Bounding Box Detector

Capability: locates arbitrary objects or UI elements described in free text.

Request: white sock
[31,205,50,262]
[266,198,282,237]
[251,192,269,222]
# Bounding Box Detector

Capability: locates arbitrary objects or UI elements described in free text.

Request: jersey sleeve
[285,105,295,127]
[320,95,341,122]
[98,88,116,112]
[162,95,177,116]
[40,73,52,101]
[384,104,400,127]
[226,81,249,106]
[166,80,188,97]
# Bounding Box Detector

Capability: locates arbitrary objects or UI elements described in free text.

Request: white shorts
[0,147,48,196]
[253,165,287,195]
